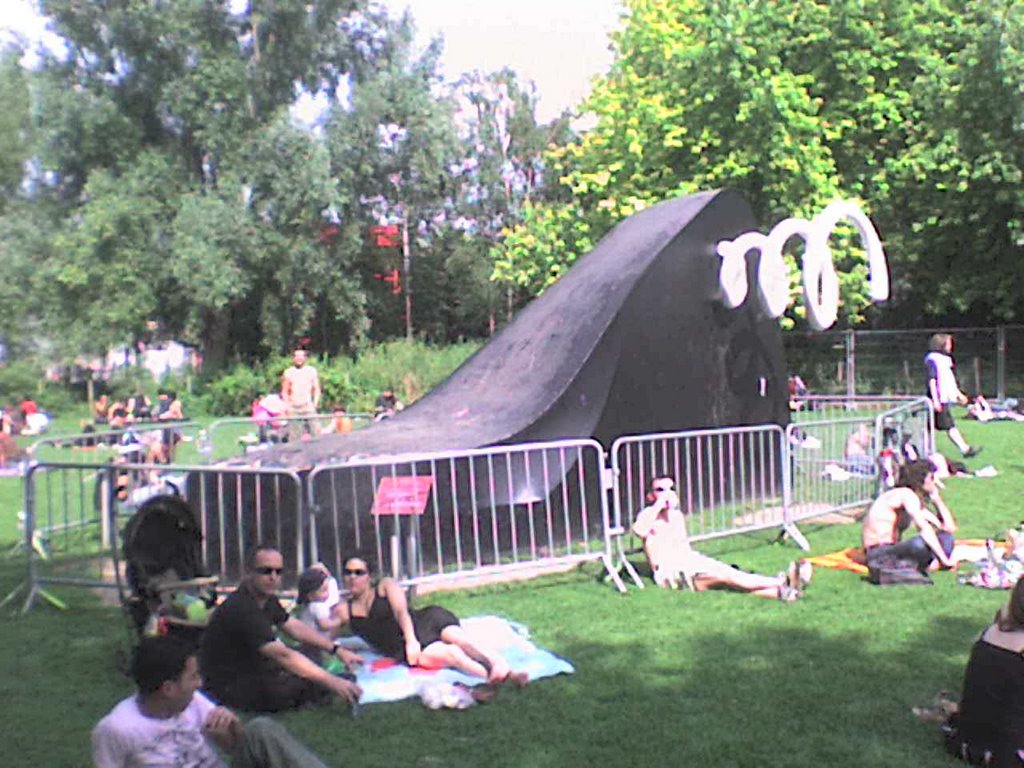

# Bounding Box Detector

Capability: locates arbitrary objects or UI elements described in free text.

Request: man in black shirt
[200,545,362,712]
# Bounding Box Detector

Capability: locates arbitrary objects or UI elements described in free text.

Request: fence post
[997,325,1007,402]
[846,329,856,401]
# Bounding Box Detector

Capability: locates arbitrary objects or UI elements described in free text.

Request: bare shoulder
[873,486,918,509]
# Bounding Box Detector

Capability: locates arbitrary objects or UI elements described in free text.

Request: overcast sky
[382,0,623,120]
[3,0,624,121]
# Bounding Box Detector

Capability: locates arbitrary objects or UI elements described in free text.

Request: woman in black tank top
[337,553,527,686]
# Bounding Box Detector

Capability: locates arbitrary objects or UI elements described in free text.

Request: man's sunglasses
[254,566,283,576]
[343,568,368,577]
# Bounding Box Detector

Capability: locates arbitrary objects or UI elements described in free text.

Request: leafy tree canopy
[495,0,1024,327]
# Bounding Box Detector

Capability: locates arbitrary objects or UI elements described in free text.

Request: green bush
[200,362,273,416]
[341,339,479,413]
[0,362,77,414]
[0,362,45,404]
[197,340,481,416]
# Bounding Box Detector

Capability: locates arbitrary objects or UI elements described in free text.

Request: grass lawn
[1,416,1023,767]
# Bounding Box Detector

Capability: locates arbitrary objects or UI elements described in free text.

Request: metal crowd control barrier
[5,459,305,613]
[785,416,879,530]
[793,395,921,421]
[207,413,374,462]
[784,397,934,540]
[609,425,789,586]
[8,402,939,609]
[306,438,624,592]
[874,397,934,458]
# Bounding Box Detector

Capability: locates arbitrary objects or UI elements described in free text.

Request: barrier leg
[781,521,811,552]
[603,537,644,591]
[601,553,628,594]
[0,580,68,613]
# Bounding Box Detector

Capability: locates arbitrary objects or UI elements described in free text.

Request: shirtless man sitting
[862,459,957,573]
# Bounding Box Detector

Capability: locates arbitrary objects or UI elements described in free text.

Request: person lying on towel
[333,551,528,687]
[632,477,811,601]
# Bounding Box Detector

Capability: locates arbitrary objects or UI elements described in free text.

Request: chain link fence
[784,325,1024,399]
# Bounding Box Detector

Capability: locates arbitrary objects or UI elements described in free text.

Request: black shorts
[411,606,460,649]
[935,408,955,431]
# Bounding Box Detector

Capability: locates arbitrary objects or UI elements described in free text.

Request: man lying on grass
[92,635,332,768]
[862,458,958,573]
[632,477,811,601]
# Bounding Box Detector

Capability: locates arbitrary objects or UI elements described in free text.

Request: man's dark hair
[131,636,194,694]
[246,542,281,570]
[897,459,935,494]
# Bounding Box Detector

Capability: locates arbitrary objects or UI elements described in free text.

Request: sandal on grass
[777,584,800,602]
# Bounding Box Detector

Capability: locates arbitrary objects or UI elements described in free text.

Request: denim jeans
[866,531,955,571]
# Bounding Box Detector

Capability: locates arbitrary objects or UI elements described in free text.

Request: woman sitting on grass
[946,577,1024,766]
[333,552,527,686]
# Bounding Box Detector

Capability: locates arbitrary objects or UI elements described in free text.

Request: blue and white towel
[334,615,574,705]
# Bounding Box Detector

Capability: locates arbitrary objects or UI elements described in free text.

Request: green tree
[451,68,573,328]
[498,0,1024,328]
[19,0,374,367]
[325,12,459,341]
[0,47,32,208]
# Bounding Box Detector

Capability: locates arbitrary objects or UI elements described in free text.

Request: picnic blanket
[331,616,573,705]
[807,539,1010,576]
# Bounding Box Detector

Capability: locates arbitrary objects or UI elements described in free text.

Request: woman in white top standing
[925,332,980,458]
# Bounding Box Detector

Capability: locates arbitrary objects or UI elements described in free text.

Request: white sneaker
[797,560,814,589]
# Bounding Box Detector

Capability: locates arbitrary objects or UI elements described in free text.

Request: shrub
[197,340,481,416]
[201,363,272,416]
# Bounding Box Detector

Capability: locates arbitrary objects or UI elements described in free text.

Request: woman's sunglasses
[343,568,368,577]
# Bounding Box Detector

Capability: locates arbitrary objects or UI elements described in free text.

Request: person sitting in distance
[92,634,333,768]
[844,423,875,475]
[632,477,811,601]
[861,459,958,573]
[373,388,403,421]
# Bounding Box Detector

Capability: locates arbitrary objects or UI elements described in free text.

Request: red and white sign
[371,476,433,516]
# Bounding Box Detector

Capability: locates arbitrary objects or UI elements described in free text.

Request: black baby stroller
[119,494,218,646]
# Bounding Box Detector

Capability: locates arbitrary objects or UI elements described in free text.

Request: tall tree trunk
[200,307,231,373]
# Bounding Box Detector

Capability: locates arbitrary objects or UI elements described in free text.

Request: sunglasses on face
[343,568,368,577]
[653,486,673,493]
[254,566,283,576]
